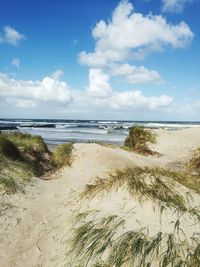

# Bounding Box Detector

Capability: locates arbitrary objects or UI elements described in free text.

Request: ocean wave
[144,123,200,129]
[63,129,108,135]
[19,124,56,128]
[98,121,119,124]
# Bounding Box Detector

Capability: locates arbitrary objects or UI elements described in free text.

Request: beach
[0,128,200,266]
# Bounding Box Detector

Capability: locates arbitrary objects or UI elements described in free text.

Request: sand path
[0,143,137,267]
[1,128,200,267]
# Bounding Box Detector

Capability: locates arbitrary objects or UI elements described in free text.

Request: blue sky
[0,0,200,120]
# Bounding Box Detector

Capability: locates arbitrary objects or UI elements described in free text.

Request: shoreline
[2,119,200,147]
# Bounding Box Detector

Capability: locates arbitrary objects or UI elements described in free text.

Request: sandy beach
[0,128,200,266]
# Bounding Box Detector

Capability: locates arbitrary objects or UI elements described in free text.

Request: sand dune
[0,128,200,266]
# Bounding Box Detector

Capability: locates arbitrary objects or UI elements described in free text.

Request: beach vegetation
[53,143,73,168]
[124,126,157,155]
[82,167,189,212]
[3,131,53,176]
[0,154,33,193]
[0,135,22,160]
[71,214,200,266]
[187,148,200,176]
[0,132,73,193]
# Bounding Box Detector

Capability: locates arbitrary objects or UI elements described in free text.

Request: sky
[0,0,200,120]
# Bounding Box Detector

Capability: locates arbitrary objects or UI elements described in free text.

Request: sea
[1,118,200,145]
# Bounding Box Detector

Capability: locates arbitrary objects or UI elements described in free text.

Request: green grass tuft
[188,148,200,175]
[0,154,33,193]
[3,132,48,155]
[71,215,124,266]
[0,132,73,193]
[0,175,19,194]
[2,132,53,176]
[124,126,157,155]
[53,143,73,168]
[82,167,189,212]
[70,214,200,267]
[0,135,22,160]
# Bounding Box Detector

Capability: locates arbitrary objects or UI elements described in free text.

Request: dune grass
[0,132,73,193]
[0,136,22,160]
[2,132,53,176]
[75,165,200,266]
[0,154,33,193]
[187,148,200,175]
[82,167,190,212]
[70,137,200,266]
[3,132,48,154]
[53,143,73,168]
[184,148,200,194]
[71,214,200,267]
[71,215,125,266]
[124,126,157,155]
[0,134,35,193]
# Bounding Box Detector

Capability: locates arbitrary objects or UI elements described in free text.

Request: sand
[0,128,200,266]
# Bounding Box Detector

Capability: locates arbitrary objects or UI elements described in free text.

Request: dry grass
[124,126,157,155]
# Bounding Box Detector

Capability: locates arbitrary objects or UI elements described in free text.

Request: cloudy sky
[0,0,199,120]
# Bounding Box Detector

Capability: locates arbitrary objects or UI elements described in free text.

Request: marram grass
[0,154,33,193]
[124,126,157,155]
[187,148,200,176]
[3,131,48,155]
[71,215,125,266]
[76,165,200,266]
[82,167,188,211]
[81,167,200,223]
[0,132,74,193]
[53,143,73,168]
[70,214,200,267]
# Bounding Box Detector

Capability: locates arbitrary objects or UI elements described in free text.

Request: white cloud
[109,91,173,110]
[0,26,25,46]
[87,69,112,98]
[79,0,193,67]
[0,70,173,117]
[51,69,64,80]
[84,68,172,111]
[67,88,173,116]
[110,63,163,84]
[162,0,192,13]
[11,58,20,68]
[0,72,72,108]
[16,99,37,108]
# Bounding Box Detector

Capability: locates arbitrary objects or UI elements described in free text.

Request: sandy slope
[0,128,200,267]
